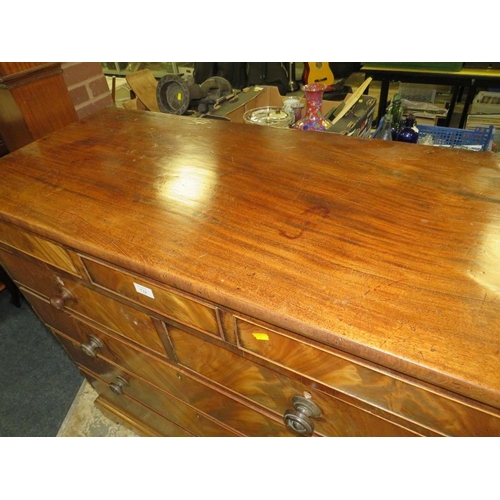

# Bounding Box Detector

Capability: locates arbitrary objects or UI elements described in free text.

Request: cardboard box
[205,85,376,138]
[206,86,286,122]
[206,85,340,123]
[206,85,339,124]
[122,85,376,138]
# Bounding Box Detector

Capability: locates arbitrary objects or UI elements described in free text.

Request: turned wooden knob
[80,335,103,358]
[109,376,129,396]
[49,287,73,310]
[284,396,322,436]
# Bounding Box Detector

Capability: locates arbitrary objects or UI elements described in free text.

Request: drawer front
[24,291,291,437]
[83,370,193,437]
[168,326,419,437]
[0,219,80,275]
[235,317,500,437]
[81,257,221,338]
[0,248,166,355]
[55,331,238,437]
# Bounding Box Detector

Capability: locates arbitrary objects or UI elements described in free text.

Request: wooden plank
[125,69,161,112]
[329,77,372,125]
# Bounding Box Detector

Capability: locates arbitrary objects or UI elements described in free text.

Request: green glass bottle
[390,94,404,140]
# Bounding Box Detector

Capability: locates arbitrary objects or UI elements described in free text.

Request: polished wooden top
[1,108,499,409]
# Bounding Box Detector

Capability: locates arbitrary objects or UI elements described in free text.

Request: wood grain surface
[0,108,499,411]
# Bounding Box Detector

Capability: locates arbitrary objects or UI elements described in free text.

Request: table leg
[459,80,476,129]
[445,86,459,127]
[375,79,390,126]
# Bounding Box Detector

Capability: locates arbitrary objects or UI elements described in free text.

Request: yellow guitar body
[303,63,335,86]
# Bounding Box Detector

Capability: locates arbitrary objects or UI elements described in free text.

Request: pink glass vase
[293,83,332,131]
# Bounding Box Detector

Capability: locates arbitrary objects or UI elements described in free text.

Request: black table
[361,65,500,128]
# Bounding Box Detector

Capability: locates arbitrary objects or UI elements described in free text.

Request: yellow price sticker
[252,332,269,341]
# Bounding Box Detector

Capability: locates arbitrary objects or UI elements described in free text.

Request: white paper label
[133,282,155,299]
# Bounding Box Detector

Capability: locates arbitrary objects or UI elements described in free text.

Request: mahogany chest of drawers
[0,108,498,436]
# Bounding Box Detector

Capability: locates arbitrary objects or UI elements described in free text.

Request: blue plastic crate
[372,118,494,151]
[417,124,494,151]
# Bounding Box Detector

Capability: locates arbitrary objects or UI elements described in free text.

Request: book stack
[467,91,500,149]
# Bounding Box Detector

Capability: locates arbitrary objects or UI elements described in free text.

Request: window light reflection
[160,165,216,208]
[470,224,500,294]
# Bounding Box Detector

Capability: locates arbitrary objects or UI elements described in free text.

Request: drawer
[54,331,238,437]
[168,326,420,437]
[82,369,194,437]
[24,291,291,436]
[0,248,166,355]
[81,256,221,338]
[0,219,80,276]
[235,317,500,437]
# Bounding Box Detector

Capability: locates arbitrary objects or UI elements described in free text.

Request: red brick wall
[62,62,114,119]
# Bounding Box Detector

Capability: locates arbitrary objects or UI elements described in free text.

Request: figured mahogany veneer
[82,256,221,338]
[0,219,80,275]
[0,108,498,436]
[0,247,166,355]
[21,289,294,436]
[235,317,499,435]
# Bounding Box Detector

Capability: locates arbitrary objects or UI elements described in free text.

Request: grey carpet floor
[0,289,83,436]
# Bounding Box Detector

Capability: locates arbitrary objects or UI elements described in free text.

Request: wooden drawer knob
[109,376,129,396]
[80,335,103,358]
[49,287,74,310]
[284,395,322,436]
